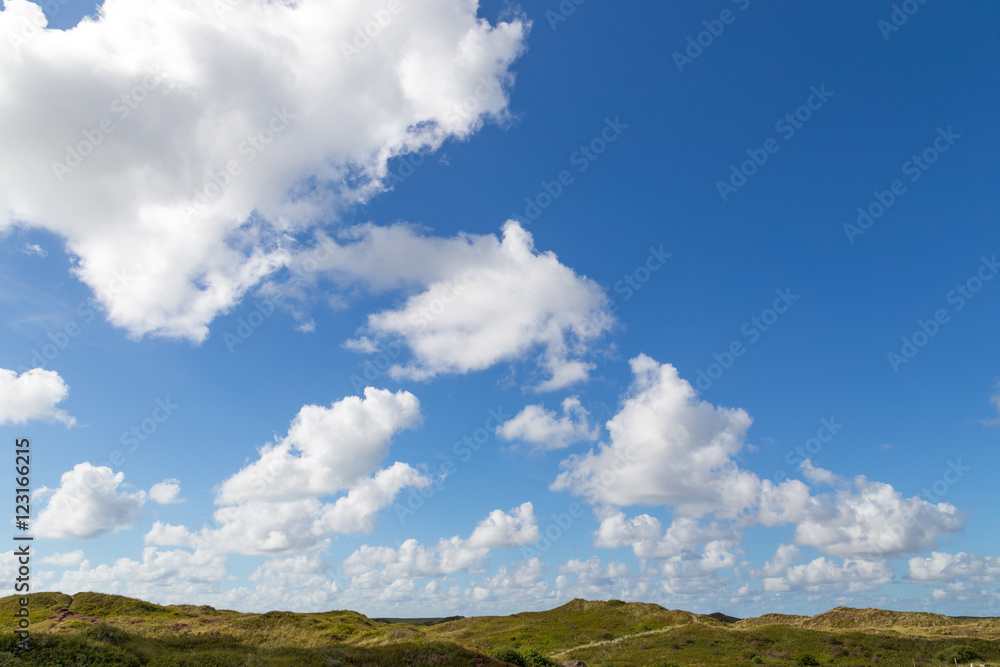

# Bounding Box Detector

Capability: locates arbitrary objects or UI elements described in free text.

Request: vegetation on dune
[423,597,707,654]
[1,592,999,666]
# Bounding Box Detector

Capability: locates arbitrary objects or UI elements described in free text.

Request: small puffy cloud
[644,548,737,596]
[144,522,195,548]
[317,462,431,535]
[35,463,145,539]
[756,545,893,593]
[49,546,227,600]
[550,354,966,566]
[343,538,490,579]
[41,550,85,567]
[217,387,422,505]
[0,0,527,341]
[0,367,75,426]
[552,355,758,516]
[19,243,46,257]
[497,397,599,451]
[168,464,429,556]
[754,478,813,527]
[593,511,732,560]
[466,502,539,548]
[149,479,183,504]
[341,221,614,391]
[793,475,964,558]
[342,503,539,578]
[908,552,1000,583]
[472,557,549,601]
[800,460,839,487]
[249,549,340,611]
[149,389,427,555]
[554,556,634,599]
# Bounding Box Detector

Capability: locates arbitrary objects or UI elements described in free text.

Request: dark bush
[488,646,555,667]
[490,647,525,666]
[84,623,131,646]
[935,644,980,662]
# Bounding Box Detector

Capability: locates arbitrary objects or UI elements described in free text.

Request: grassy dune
[0,593,998,666]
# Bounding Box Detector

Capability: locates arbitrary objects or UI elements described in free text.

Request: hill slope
[0,592,998,666]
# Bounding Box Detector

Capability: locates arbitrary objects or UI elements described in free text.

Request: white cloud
[644,549,736,596]
[754,478,813,527]
[551,355,760,516]
[553,556,635,599]
[147,388,428,555]
[466,502,539,548]
[342,221,614,391]
[497,396,599,450]
[593,511,732,560]
[317,462,432,535]
[800,460,839,487]
[19,243,46,257]
[158,463,429,556]
[35,463,145,539]
[756,545,893,593]
[144,521,195,548]
[41,550,85,567]
[149,478,183,504]
[0,367,75,426]
[248,548,341,611]
[342,503,538,578]
[50,546,227,600]
[550,355,965,564]
[0,0,528,341]
[217,387,422,504]
[908,552,1000,583]
[793,474,964,559]
[472,557,549,601]
[343,538,490,579]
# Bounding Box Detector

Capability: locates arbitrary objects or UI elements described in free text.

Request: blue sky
[0,0,998,617]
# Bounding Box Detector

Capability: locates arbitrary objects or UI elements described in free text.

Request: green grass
[2,592,999,666]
